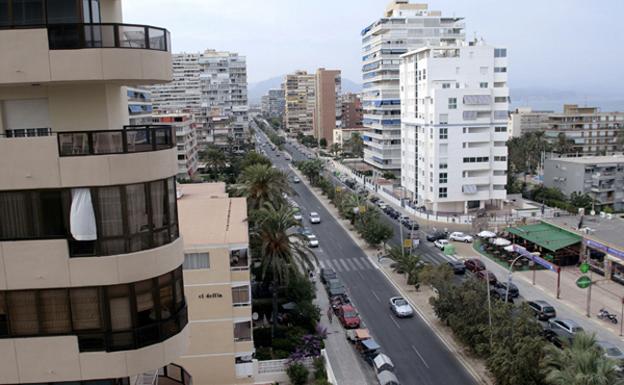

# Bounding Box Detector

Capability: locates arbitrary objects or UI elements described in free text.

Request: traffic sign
[579,262,590,274]
[576,275,592,289]
[403,239,412,248]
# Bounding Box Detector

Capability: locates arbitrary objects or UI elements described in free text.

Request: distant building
[313,68,342,145]
[261,88,285,118]
[362,0,465,174]
[400,42,509,213]
[127,87,153,125]
[151,52,202,119]
[544,155,624,212]
[153,112,199,179]
[333,127,367,147]
[341,93,363,128]
[283,70,316,135]
[507,107,552,137]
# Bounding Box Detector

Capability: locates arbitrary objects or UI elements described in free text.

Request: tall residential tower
[313,68,342,145]
[283,70,316,136]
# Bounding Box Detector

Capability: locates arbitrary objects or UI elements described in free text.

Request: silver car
[548,318,584,344]
[596,341,624,371]
[389,296,414,318]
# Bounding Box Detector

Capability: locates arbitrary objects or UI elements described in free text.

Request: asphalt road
[254,125,476,385]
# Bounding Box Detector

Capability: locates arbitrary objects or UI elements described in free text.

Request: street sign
[576,275,592,289]
[403,239,412,248]
[579,262,590,274]
[335,187,342,193]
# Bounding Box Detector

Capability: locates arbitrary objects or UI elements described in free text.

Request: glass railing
[58,125,174,156]
[158,364,193,385]
[46,23,170,51]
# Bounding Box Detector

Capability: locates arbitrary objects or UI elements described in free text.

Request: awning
[506,222,581,252]
[376,370,400,385]
[478,230,496,238]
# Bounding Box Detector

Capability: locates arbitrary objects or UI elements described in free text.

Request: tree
[240,151,272,170]
[542,332,624,385]
[253,203,317,337]
[298,159,324,186]
[344,132,364,158]
[554,132,575,155]
[330,143,342,157]
[286,362,309,385]
[569,192,593,212]
[235,164,291,211]
[319,138,327,148]
[382,171,396,180]
[359,215,393,248]
[200,146,227,172]
[389,246,423,286]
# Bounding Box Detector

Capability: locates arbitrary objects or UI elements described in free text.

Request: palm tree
[330,143,342,157]
[235,164,291,211]
[542,332,624,385]
[200,146,227,176]
[345,132,364,157]
[299,159,324,186]
[340,193,366,224]
[253,203,317,337]
[388,246,423,286]
[554,132,575,155]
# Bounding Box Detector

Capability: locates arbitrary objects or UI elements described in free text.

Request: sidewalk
[452,242,624,348]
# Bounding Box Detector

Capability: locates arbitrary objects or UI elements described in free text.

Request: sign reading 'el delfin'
[198,293,224,299]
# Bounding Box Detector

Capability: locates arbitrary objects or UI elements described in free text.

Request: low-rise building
[153,112,199,179]
[507,107,552,137]
[177,183,254,385]
[544,155,624,212]
[333,127,367,147]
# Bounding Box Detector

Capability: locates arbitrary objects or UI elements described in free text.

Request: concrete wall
[544,159,585,196]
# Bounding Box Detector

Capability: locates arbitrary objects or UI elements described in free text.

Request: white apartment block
[261,88,285,118]
[361,0,465,174]
[400,42,509,213]
[283,70,316,135]
[126,87,153,125]
[150,52,202,118]
[153,112,199,180]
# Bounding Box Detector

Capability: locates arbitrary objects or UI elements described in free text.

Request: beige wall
[314,69,340,145]
[0,29,171,86]
[0,325,189,384]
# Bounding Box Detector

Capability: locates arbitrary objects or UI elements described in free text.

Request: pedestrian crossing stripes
[318,257,374,273]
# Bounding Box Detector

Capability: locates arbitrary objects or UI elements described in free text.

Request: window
[494,96,509,103]
[234,321,252,341]
[439,163,448,169]
[494,67,507,73]
[494,126,506,132]
[47,0,81,23]
[184,252,210,269]
[463,157,490,163]
[70,288,101,331]
[439,114,448,124]
[40,289,71,334]
[448,98,457,109]
[232,286,250,306]
[230,249,249,269]
[442,83,450,89]
[439,173,448,184]
[439,187,447,198]
[8,291,39,335]
[439,128,448,140]
[494,156,507,162]
[479,82,488,88]
[11,0,45,26]
[494,48,507,57]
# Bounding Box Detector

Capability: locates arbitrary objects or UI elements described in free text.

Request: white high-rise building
[400,42,509,213]
[151,52,202,118]
[261,88,285,118]
[361,0,465,175]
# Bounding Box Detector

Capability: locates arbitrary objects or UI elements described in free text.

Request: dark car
[495,281,519,298]
[464,258,486,273]
[401,218,419,230]
[527,300,557,321]
[475,270,498,285]
[321,268,337,284]
[326,279,346,297]
[426,230,447,242]
[447,260,466,274]
[370,196,380,204]
[385,207,399,219]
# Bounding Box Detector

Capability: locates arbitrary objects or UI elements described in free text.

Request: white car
[434,239,449,250]
[449,232,474,243]
[292,176,301,183]
[389,296,414,318]
[306,234,319,248]
[309,212,321,224]
[293,210,303,221]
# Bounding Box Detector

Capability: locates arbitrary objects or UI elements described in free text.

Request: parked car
[475,269,498,285]
[463,258,486,273]
[309,212,321,224]
[449,232,474,243]
[402,218,419,230]
[321,268,337,284]
[447,260,466,274]
[389,296,414,318]
[293,209,303,221]
[326,279,346,297]
[596,341,624,371]
[386,208,400,219]
[370,196,380,204]
[434,239,449,250]
[548,318,584,345]
[527,300,557,321]
[292,176,301,183]
[306,234,319,248]
[378,202,388,210]
[426,230,448,242]
[337,304,361,328]
[494,281,519,298]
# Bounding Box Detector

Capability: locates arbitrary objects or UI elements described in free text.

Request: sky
[123,0,624,95]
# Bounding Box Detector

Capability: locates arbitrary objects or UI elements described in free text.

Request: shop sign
[576,275,592,289]
[585,239,624,261]
[197,292,223,299]
[512,244,560,273]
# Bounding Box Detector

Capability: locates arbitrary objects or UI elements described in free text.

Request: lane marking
[412,345,430,368]
[357,271,365,280]
[344,258,358,271]
[319,260,326,269]
[389,314,402,329]
[351,258,365,270]
[338,259,350,272]
[371,290,381,302]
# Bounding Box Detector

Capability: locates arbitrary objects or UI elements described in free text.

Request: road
[254,124,477,385]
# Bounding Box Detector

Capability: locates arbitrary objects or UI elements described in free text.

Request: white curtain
[70,188,97,241]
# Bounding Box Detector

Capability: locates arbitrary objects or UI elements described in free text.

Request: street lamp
[504,255,526,303]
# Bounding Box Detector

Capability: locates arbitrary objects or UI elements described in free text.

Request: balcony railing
[58,125,174,156]
[157,364,193,385]
[47,23,170,51]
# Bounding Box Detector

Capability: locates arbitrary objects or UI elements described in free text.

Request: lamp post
[505,255,526,303]
[486,270,493,347]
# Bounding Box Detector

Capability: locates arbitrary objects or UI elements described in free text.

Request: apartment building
[341,93,364,128]
[361,0,465,175]
[199,50,249,147]
[544,156,624,212]
[153,112,199,180]
[261,88,285,118]
[313,68,342,145]
[333,127,367,147]
[507,107,552,137]
[283,70,316,135]
[127,87,153,126]
[151,52,202,120]
[0,1,191,385]
[400,42,509,213]
[177,183,253,385]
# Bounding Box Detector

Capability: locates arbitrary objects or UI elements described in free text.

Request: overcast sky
[123,0,623,94]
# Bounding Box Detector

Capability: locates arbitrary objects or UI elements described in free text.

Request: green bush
[313,357,327,380]
[286,362,309,385]
[314,379,331,385]
[255,346,272,360]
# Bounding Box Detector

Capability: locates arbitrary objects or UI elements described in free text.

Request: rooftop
[177,183,248,247]
[547,214,624,251]
[506,222,581,252]
[546,155,624,165]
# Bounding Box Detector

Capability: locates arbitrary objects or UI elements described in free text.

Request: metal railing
[47,23,170,51]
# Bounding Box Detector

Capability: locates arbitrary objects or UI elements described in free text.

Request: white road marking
[319,260,326,269]
[344,258,358,270]
[358,271,365,280]
[338,259,350,271]
[351,258,365,270]
[389,314,401,329]
[325,259,337,271]
[371,290,380,302]
[412,345,430,368]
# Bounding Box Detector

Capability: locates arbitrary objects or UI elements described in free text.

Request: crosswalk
[319,257,374,273]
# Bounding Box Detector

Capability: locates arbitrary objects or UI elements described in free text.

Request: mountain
[248,75,362,104]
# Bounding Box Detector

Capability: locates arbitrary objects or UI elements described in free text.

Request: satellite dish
[252,312,259,321]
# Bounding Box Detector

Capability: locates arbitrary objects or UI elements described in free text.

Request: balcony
[155,364,193,385]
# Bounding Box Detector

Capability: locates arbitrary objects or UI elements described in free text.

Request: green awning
[506,222,581,252]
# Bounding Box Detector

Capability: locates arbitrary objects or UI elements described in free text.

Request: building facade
[283,70,315,136]
[177,183,253,385]
[341,93,364,128]
[151,52,202,120]
[361,0,465,174]
[333,127,367,147]
[507,107,552,138]
[0,1,190,384]
[153,112,199,180]
[127,87,154,126]
[313,68,342,145]
[261,88,285,119]
[400,42,509,213]
[544,156,624,212]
